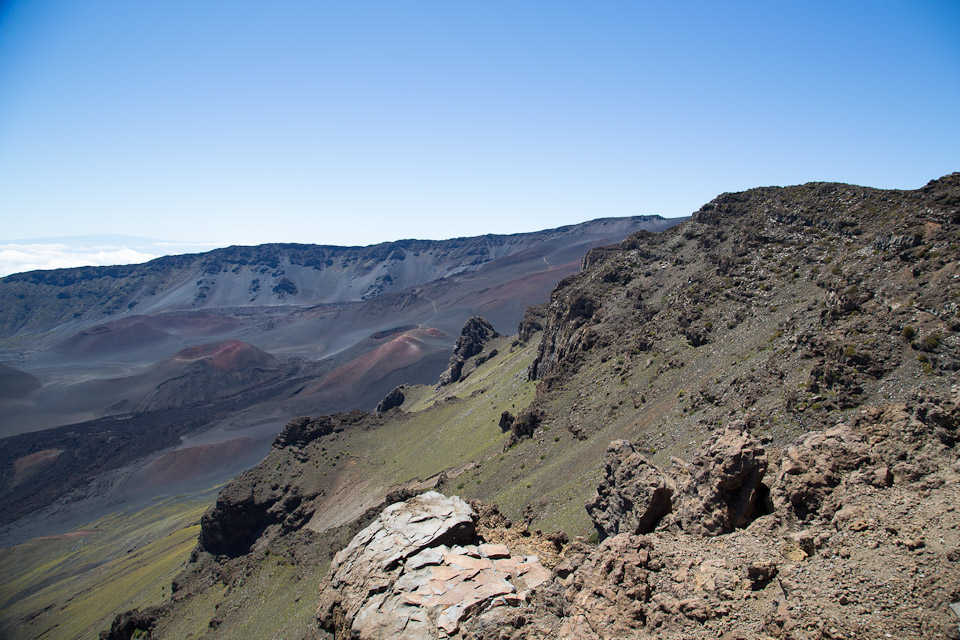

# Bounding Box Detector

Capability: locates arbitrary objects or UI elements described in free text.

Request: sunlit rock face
[316,491,552,639]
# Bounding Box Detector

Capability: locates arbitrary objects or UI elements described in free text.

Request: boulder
[771,424,871,521]
[675,425,768,535]
[317,491,553,640]
[585,440,674,540]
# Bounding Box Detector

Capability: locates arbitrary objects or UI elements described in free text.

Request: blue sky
[0,1,957,273]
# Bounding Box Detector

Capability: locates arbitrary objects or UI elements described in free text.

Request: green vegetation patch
[0,493,214,640]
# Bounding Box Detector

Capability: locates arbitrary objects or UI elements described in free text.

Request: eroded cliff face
[528,174,959,445]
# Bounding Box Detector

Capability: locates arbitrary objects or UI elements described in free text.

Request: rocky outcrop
[585,428,767,539]
[375,386,405,413]
[195,413,377,557]
[772,424,870,522]
[585,440,674,540]
[317,492,552,639]
[516,303,548,345]
[197,479,316,558]
[505,409,541,446]
[99,608,159,640]
[437,317,501,387]
[674,425,768,535]
[527,174,960,447]
[462,389,960,640]
[272,411,369,448]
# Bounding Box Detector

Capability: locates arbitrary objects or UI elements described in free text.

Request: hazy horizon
[0,213,689,276]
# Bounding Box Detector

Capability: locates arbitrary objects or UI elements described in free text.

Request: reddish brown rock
[675,425,768,535]
[585,440,674,540]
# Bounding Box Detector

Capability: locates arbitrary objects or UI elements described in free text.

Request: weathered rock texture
[317,492,552,639]
[375,386,405,414]
[437,317,501,387]
[516,303,548,345]
[675,425,768,535]
[585,439,674,540]
[458,388,960,640]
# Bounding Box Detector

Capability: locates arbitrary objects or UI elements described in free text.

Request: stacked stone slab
[317,491,552,640]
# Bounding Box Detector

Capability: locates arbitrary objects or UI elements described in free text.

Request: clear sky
[1,1,958,267]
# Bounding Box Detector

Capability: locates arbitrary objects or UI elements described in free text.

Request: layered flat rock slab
[317,491,553,640]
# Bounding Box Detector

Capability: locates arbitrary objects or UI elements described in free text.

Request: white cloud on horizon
[0,243,159,277]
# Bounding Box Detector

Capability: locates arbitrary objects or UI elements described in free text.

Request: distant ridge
[0,216,680,338]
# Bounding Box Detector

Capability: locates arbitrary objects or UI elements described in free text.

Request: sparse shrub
[920,333,940,351]
[588,531,600,545]
[902,325,916,340]
[457,481,465,491]
[831,266,842,275]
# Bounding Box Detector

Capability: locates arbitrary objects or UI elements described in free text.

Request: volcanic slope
[518,172,959,531]
[0,216,675,452]
[0,217,678,546]
[84,173,960,640]
[1,327,541,640]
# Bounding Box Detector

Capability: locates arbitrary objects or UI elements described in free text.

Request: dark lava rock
[376,386,405,414]
[517,303,548,345]
[438,317,501,387]
[586,440,674,541]
[273,411,367,449]
[99,608,158,640]
[507,409,541,446]
[271,277,298,296]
